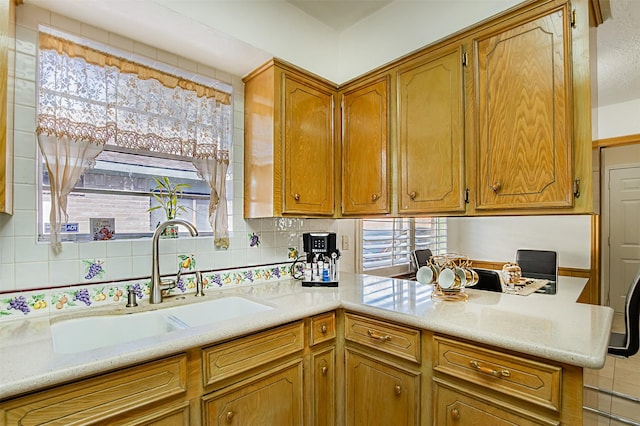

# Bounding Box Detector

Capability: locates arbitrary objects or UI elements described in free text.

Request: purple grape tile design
[0,293,48,318]
[248,232,260,247]
[83,259,105,280]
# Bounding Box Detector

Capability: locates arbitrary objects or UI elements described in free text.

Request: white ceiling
[285,0,392,30]
[23,0,640,107]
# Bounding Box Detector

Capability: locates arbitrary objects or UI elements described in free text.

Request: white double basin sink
[50,296,273,354]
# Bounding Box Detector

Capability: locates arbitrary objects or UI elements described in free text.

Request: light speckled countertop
[0,273,613,400]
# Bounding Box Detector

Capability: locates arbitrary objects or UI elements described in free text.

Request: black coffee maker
[301,232,340,287]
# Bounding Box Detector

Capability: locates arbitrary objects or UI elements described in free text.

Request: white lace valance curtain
[37,33,232,252]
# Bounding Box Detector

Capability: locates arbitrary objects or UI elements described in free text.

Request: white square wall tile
[14,261,49,290]
[108,33,134,52]
[17,5,51,31]
[78,240,107,259]
[132,255,152,278]
[0,263,16,292]
[50,241,79,260]
[105,257,133,281]
[49,259,80,285]
[15,26,37,55]
[13,130,36,159]
[15,236,48,263]
[14,52,36,82]
[13,184,36,211]
[14,105,36,133]
[14,78,36,108]
[131,240,152,256]
[106,240,132,258]
[12,209,36,237]
[51,13,82,35]
[13,157,36,186]
[81,23,109,44]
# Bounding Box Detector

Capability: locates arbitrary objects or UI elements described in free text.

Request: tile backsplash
[0,261,299,322]
[1,4,356,294]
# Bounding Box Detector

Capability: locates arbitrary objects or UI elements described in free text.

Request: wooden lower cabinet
[434,379,558,426]
[345,348,421,426]
[202,359,304,425]
[0,355,189,425]
[311,346,336,426]
[0,311,585,426]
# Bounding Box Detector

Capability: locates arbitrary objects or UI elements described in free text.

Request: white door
[608,166,640,313]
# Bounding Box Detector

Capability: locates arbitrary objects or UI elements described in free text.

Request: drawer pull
[367,329,392,342]
[294,193,300,201]
[371,193,380,201]
[320,323,328,334]
[409,191,417,200]
[226,411,235,422]
[470,360,511,378]
[450,408,460,420]
[394,384,402,395]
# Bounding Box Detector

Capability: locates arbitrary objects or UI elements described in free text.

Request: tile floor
[584,314,640,425]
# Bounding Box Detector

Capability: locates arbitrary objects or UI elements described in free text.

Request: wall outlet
[341,235,349,251]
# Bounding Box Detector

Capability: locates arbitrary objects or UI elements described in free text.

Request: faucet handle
[195,271,205,297]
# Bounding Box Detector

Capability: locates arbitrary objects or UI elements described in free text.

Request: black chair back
[411,249,433,271]
[609,268,640,358]
[516,249,558,281]
[473,268,503,292]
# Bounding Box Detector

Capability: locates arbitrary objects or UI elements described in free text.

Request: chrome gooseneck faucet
[150,219,198,304]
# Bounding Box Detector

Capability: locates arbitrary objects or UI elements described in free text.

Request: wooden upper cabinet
[0,0,13,215]
[473,2,573,210]
[397,46,465,214]
[243,59,336,218]
[341,76,389,215]
[283,75,335,215]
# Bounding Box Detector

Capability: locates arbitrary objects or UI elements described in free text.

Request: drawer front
[433,335,562,412]
[434,378,559,426]
[202,321,304,387]
[344,312,421,363]
[310,312,336,346]
[0,355,187,426]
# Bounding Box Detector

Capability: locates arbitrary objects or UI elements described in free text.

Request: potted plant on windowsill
[147,176,190,238]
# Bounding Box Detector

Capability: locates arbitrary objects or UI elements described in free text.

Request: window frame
[359,217,447,277]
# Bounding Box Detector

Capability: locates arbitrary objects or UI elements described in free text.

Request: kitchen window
[35,28,233,250]
[38,148,233,242]
[361,217,447,276]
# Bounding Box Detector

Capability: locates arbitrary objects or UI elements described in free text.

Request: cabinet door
[311,346,335,426]
[398,46,465,214]
[202,360,304,426]
[283,74,335,215]
[474,4,572,210]
[341,77,389,215]
[345,349,420,426]
[434,379,556,425]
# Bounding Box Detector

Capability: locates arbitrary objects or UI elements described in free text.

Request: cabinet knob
[322,366,328,375]
[294,193,300,201]
[371,193,379,201]
[450,408,460,420]
[394,384,402,395]
[226,411,235,422]
[491,182,502,193]
[320,323,328,334]
[409,191,417,200]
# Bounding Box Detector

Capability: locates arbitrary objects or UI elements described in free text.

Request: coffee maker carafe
[301,232,340,287]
